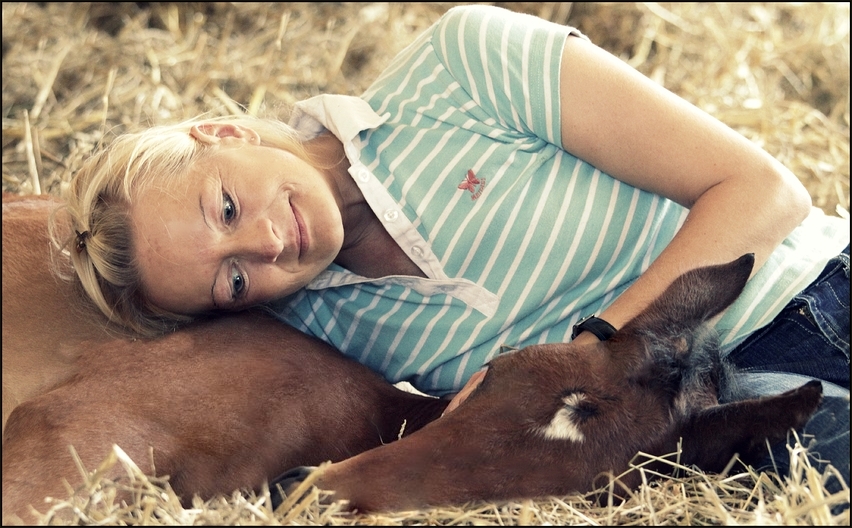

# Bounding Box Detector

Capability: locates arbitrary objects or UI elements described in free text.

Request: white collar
[289,94,389,143]
[288,95,499,318]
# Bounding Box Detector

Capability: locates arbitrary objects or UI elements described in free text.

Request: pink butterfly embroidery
[458,169,481,193]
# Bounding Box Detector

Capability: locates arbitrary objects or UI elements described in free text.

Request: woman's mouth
[292,204,308,259]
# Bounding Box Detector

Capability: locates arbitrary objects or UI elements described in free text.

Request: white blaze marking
[538,393,587,442]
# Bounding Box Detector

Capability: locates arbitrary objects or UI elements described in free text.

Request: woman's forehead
[130,182,218,313]
[135,154,218,200]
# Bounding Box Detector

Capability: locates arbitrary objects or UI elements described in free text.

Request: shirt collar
[288,95,499,318]
[289,94,389,143]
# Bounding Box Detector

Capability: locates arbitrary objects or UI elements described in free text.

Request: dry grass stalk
[21,109,40,194]
[8,440,848,526]
[2,2,849,526]
[2,3,848,213]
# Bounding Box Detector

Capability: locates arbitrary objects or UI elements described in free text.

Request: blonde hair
[50,114,312,337]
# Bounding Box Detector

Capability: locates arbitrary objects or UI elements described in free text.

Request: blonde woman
[55,5,849,502]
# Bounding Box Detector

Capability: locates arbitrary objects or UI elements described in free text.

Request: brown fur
[2,194,822,519]
[2,193,104,433]
[1,195,447,523]
[274,255,823,512]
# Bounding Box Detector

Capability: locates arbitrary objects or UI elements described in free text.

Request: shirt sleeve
[430,5,588,146]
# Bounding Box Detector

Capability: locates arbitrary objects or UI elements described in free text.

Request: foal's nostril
[268,465,317,509]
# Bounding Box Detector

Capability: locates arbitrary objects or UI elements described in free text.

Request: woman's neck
[304,132,426,279]
[304,131,364,236]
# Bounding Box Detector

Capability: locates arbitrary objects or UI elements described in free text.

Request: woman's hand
[443,332,603,415]
[444,368,488,415]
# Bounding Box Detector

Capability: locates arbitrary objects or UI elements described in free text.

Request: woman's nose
[237,218,283,262]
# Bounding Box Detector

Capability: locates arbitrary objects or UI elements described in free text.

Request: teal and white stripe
[271,5,849,396]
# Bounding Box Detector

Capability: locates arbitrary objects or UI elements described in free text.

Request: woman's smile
[131,134,345,314]
[292,201,308,260]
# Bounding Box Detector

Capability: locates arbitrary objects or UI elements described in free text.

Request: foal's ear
[618,254,755,340]
[189,123,260,145]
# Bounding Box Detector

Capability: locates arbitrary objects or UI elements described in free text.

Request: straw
[2,3,849,525]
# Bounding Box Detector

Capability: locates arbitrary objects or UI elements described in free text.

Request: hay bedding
[21,442,849,526]
[1,2,849,525]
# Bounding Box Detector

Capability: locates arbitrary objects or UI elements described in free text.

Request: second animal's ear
[677,380,822,471]
[190,123,260,145]
[618,254,755,341]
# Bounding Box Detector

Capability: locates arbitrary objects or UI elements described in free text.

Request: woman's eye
[231,267,245,299]
[223,193,236,223]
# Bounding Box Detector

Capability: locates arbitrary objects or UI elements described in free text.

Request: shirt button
[357,167,370,182]
[411,245,424,257]
[383,209,399,223]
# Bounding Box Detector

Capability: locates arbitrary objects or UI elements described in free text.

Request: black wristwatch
[571,315,617,341]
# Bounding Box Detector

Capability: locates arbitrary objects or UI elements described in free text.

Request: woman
[56,5,849,498]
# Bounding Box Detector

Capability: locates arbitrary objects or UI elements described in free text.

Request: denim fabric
[724,245,850,510]
[726,245,850,386]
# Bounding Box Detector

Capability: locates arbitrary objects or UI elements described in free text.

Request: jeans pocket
[726,251,851,387]
[794,253,851,357]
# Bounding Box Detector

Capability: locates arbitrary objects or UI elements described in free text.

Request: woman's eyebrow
[200,193,221,309]
[199,195,212,230]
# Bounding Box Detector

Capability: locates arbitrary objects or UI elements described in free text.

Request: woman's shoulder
[435,4,579,36]
[437,4,532,25]
[429,5,582,75]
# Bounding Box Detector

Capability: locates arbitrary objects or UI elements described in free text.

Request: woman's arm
[444,27,813,413]
[446,32,812,412]
[559,35,812,340]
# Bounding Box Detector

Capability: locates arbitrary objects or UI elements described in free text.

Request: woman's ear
[189,123,260,145]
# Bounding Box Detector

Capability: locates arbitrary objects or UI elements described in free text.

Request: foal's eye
[223,193,236,223]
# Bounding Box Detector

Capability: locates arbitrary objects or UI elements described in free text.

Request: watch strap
[571,315,617,341]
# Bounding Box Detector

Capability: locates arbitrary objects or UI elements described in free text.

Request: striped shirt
[270,5,850,396]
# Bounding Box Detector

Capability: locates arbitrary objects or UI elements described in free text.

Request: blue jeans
[724,244,850,509]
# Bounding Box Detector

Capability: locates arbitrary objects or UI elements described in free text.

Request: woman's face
[131,138,344,314]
